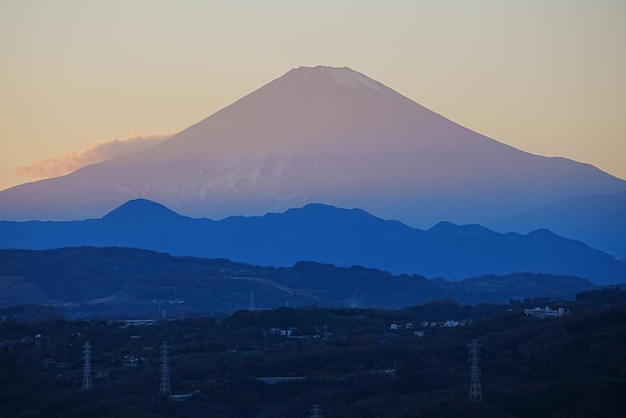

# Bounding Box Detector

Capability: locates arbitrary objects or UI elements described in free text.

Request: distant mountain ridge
[1,199,624,285]
[499,190,626,260]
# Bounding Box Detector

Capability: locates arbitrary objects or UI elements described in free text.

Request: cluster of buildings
[267,326,332,340]
[390,319,473,331]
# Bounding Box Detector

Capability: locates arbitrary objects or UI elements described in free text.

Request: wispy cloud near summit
[13,132,172,180]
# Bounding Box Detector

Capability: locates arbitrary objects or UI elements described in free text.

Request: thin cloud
[13,131,172,179]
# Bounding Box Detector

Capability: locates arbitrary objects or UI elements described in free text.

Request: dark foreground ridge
[1,288,625,417]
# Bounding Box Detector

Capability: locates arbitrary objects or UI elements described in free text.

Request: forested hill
[0,247,598,318]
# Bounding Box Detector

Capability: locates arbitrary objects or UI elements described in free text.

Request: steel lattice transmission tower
[310,404,323,418]
[81,341,93,391]
[249,290,256,311]
[159,341,172,398]
[468,339,483,402]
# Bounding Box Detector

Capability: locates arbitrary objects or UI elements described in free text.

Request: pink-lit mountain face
[0,66,624,226]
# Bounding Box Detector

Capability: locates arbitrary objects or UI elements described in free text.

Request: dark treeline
[1,289,625,417]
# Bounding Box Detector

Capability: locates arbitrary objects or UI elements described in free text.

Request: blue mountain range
[1,198,624,285]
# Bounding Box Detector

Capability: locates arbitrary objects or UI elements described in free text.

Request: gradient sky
[1,1,625,192]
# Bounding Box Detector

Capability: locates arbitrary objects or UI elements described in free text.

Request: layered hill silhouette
[501,190,626,260]
[0,247,597,316]
[0,66,624,239]
[1,199,624,285]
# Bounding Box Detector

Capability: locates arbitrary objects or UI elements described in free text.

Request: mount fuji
[0,66,624,232]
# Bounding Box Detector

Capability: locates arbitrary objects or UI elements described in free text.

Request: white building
[524,306,566,318]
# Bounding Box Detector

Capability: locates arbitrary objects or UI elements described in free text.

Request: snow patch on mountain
[327,67,390,95]
[293,66,390,96]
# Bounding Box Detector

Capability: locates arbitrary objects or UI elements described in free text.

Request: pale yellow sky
[1,1,625,191]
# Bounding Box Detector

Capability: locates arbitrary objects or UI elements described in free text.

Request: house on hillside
[524,306,566,318]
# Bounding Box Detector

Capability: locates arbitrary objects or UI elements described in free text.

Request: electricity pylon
[310,404,323,417]
[249,290,255,311]
[159,342,171,398]
[81,341,92,391]
[468,339,482,402]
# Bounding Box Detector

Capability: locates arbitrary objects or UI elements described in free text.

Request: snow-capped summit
[0,66,624,228]
[291,66,393,95]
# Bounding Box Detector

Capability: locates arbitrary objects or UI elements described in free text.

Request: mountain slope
[1,199,625,285]
[0,66,623,229]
